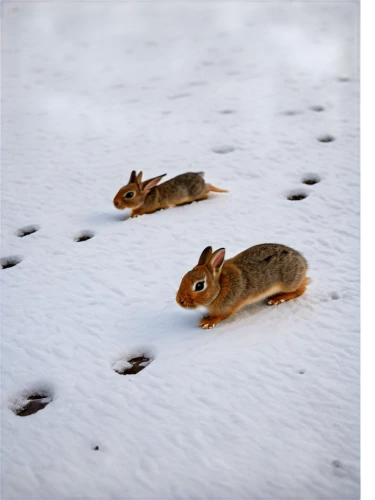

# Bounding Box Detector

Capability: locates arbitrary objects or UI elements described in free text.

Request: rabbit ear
[129,170,137,183]
[142,174,167,192]
[209,248,226,272]
[198,246,213,265]
[136,171,143,186]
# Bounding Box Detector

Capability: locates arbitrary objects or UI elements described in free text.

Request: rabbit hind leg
[177,194,209,207]
[267,277,310,306]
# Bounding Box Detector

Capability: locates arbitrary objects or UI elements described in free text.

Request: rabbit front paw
[200,316,220,329]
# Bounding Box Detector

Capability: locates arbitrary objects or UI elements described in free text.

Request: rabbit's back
[156,172,205,202]
[228,243,307,291]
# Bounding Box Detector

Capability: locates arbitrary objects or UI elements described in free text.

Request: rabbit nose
[114,200,121,208]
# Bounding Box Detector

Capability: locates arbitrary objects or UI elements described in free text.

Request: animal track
[74,230,95,242]
[302,174,321,185]
[212,145,235,154]
[1,255,23,270]
[17,225,40,237]
[321,291,341,303]
[317,134,335,143]
[112,352,153,375]
[11,391,53,417]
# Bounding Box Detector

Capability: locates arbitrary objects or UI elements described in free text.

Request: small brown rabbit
[176,243,309,329]
[113,171,227,217]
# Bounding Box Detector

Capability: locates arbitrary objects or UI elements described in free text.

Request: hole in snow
[74,230,95,242]
[299,369,306,375]
[310,105,325,112]
[287,192,308,201]
[1,255,23,269]
[331,291,340,300]
[113,355,153,376]
[17,225,40,237]
[302,174,321,185]
[212,145,235,154]
[12,391,53,417]
[318,134,335,143]
[337,77,350,82]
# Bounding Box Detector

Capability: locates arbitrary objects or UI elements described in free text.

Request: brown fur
[176,243,309,328]
[113,171,227,217]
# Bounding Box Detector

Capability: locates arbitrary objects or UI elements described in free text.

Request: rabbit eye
[194,281,205,292]
[124,192,134,199]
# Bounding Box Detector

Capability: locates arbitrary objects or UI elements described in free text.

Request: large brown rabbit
[176,244,309,329]
[113,171,227,217]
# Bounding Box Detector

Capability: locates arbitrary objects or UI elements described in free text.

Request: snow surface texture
[1,2,359,499]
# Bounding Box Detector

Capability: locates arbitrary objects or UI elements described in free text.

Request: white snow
[1,1,359,499]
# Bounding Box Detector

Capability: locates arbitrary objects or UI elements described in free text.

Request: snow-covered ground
[1,2,360,499]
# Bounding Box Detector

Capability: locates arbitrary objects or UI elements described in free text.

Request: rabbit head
[176,246,226,309]
[113,170,166,210]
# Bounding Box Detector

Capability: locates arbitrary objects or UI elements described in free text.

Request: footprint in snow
[317,134,335,143]
[112,353,153,375]
[74,230,95,242]
[10,390,53,417]
[321,291,341,302]
[1,255,23,270]
[310,105,325,112]
[286,191,308,201]
[17,225,40,237]
[302,174,321,185]
[212,145,235,154]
